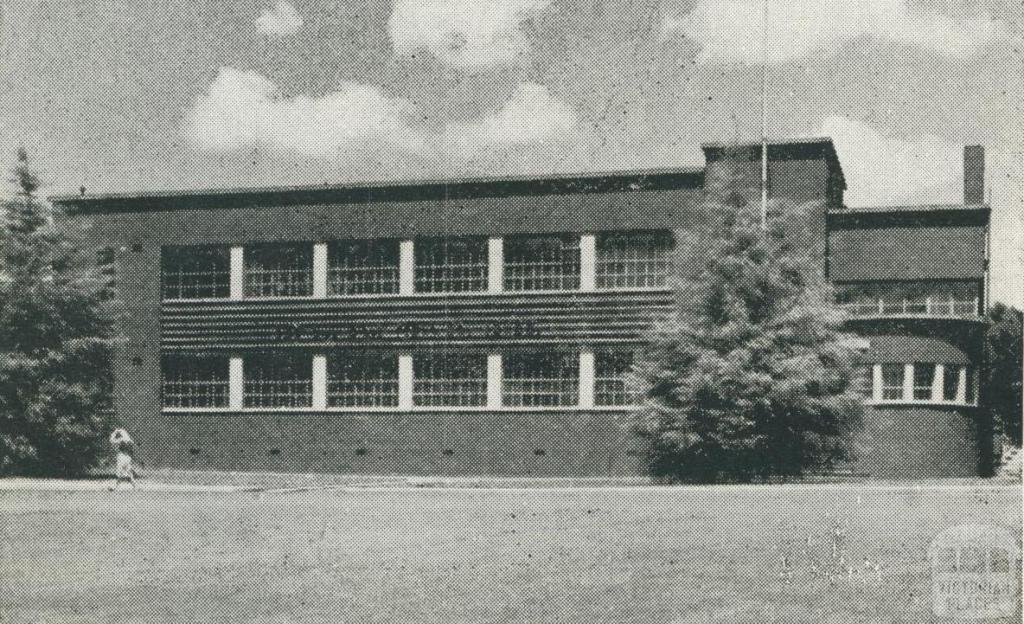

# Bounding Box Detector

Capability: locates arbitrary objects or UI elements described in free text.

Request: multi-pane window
[943,365,960,402]
[964,367,977,404]
[595,351,636,407]
[244,352,312,408]
[880,364,905,401]
[414,236,487,293]
[871,363,978,405]
[413,353,487,407]
[161,246,230,299]
[837,281,980,317]
[327,352,399,408]
[161,354,229,408]
[503,351,579,407]
[328,240,399,296]
[245,243,313,298]
[504,234,580,291]
[913,363,935,401]
[596,230,673,289]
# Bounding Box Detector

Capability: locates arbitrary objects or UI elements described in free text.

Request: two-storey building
[52,139,991,478]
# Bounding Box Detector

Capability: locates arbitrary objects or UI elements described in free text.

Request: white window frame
[869,362,979,407]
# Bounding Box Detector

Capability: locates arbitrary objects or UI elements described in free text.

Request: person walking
[108,428,137,491]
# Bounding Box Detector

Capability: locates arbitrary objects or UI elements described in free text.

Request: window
[327,352,399,408]
[837,281,980,318]
[328,240,399,296]
[880,364,904,401]
[413,353,487,407]
[244,352,312,408]
[161,355,229,408]
[245,243,312,298]
[913,363,935,401]
[595,351,635,407]
[596,230,673,289]
[161,246,230,299]
[503,351,579,407]
[414,236,487,293]
[504,233,580,291]
[853,364,874,398]
[942,365,960,402]
[964,366,977,405]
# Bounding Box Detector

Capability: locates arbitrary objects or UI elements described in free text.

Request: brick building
[51,138,991,478]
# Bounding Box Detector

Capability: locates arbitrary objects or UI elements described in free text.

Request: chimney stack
[963,145,984,205]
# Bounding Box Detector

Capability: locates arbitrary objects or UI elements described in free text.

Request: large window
[504,233,580,291]
[161,354,229,408]
[912,363,935,401]
[596,230,673,289]
[880,364,905,401]
[838,281,980,317]
[595,351,635,407]
[414,236,487,293]
[161,246,230,299]
[873,363,978,406]
[244,352,313,408]
[503,351,579,407]
[327,352,399,408]
[245,243,313,298]
[413,353,487,407]
[328,240,400,296]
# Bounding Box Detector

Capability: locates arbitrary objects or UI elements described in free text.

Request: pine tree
[0,149,121,476]
[631,155,864,482]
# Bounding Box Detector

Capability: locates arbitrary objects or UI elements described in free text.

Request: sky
[0,0,1021,305]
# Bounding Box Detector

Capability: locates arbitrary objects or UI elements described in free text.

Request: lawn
[0,483,1019,623]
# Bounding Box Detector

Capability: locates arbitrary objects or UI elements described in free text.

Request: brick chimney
[963,145,985,205]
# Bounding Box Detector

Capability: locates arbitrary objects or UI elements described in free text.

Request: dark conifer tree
[0,149,121,476]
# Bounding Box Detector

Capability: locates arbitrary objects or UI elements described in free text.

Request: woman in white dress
[108,428,136,491]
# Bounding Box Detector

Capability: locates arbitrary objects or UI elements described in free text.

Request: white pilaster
[487,353,503,408]
[399,240,415,295]
[579,349,595,408]
[933,364,945,402]
[312,354,328,410]
[903,363,914,402]
[488,237,504,294]
[230,246,245,300]
[229,356,244,409]
[871,364,882,402]
[398,353,414,409]
[312,243,328,298]
[956,366,968,404]
[579,234,596,292]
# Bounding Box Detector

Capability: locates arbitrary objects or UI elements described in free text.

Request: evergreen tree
[0,149,121,476]
[631,157,863,482]
[983,303,1022,446]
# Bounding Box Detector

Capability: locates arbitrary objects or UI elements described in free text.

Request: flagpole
[760,0,769,231]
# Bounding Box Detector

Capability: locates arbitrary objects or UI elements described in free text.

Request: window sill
[162,405,638,414]
[161,287,671,304]
[866,400,978,408]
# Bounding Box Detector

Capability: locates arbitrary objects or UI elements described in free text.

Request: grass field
[0,483,1019,623]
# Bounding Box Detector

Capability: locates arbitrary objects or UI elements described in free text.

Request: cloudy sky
[0,0,1020,304]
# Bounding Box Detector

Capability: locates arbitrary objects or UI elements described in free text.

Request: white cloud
[444,82,578,156]
[667,0,1009,65]
[191,70,578,163]
[820,115,961,207]
[191,67,426,158]
[255,0,304,37]
[388,0,550,69]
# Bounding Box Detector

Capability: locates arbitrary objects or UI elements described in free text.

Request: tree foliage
[630,160,864,482]
[0,149,121,476]
[984,303,1022,446]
